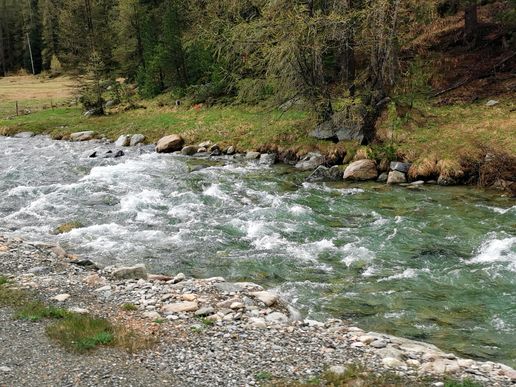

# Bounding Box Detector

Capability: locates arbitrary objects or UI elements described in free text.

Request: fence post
[16,101,19,116]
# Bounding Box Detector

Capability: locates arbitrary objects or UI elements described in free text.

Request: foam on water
[468,235,516,271]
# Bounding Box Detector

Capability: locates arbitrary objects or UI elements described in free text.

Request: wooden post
[16,101,19,116]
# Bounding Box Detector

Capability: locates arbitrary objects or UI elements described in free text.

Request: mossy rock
[55,221,84,234]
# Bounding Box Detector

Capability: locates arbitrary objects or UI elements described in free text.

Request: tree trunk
[464,4,478,45]
[0,13,6,77]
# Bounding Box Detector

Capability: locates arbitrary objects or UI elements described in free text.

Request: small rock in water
[387,170,407,184]
[259,153,276,166]
[295,152,325,171]
[114,150,124,158]
[343,160,378,181]
[13,131,35,139]
[181,146,197,156]
[130,134,145,146]
[0,366,12,373]
[70,131,95,142]
[115,135,130,147]
[225,146,235,155]
[377,172,388,183]
[245,151,261,160]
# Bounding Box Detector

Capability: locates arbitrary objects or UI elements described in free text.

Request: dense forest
[0,0,515,142]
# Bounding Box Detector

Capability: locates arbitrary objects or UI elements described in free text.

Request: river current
[0,135,514,366]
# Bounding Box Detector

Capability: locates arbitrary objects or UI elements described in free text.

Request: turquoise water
[0,136,514,366]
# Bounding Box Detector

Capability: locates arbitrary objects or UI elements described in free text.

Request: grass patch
[265,363,439,386]
[121,303,138,311]
[444,378,482,387]
[0,277,155,353]
[46,313,115,352]
[15,301,69,321]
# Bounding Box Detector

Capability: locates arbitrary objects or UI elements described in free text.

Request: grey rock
[115,135,130,147]
[486,100,499,107]
[370,340,388,349]
[295,152,325,171]
[70,131,95,142]
[306,165,342,182]
[162,301,198,314]
[328,365,347,375]
[259,153,276,166]
[343,160,378,181]
[28,266,49,275]
[265,312,289,324]
[387,171,407,184]
[437,175,456,186]
[111,264,148,280]
[249,291,278,306]
[130,134,146,146]
[195,307,215,317]
[105,100,115,108]
[156,134,184,153]
[390,161,411,173]
[181,146,197,156]
[0,366,12,373]
[198,141,212,148]
[13,131,35,139]
[214,282,245,293]
[248,317,267,329]
[245,151,261,160]
[377,172,388,183]
[225,146,236,155]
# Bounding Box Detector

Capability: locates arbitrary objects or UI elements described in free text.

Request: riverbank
[0,76,515,194]
[0,235,515,386]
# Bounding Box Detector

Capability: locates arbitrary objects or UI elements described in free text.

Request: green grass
[444,378,482,387]
[0,276,9,286]
[0,277,154,353]
[0,101,349,155]
[46,313,115,352]
[15,301,69,321]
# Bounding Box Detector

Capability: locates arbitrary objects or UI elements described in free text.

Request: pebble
[52,293,71,302]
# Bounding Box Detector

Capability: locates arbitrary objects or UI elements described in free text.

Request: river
[0,135,514,366]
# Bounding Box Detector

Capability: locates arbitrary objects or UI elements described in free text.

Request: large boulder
[295,152,325,171]
[156,134,184,153]
[343,160,378,181]
[70,131,95,142]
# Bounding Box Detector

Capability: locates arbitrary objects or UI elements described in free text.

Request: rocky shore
[0,235,515,386]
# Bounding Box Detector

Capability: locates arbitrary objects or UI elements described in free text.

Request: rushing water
[1,135,515,366]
